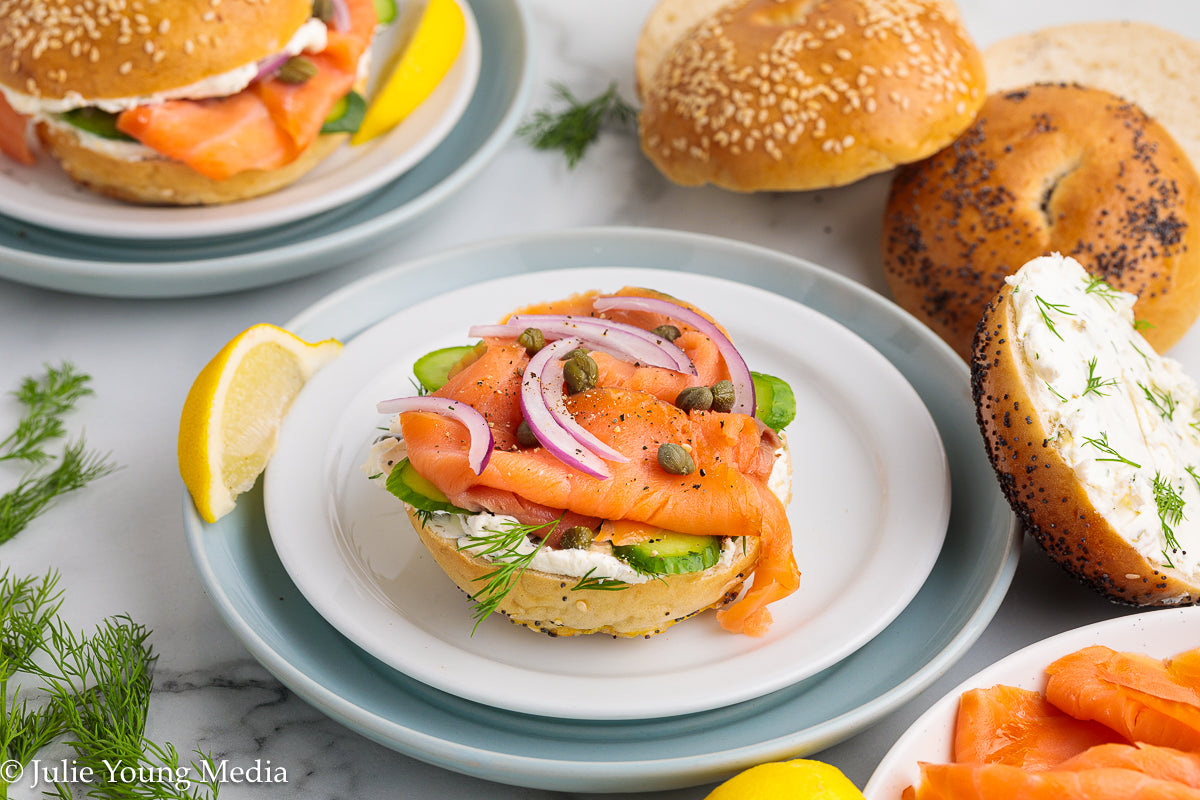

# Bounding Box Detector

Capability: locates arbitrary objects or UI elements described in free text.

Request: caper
[516,327,545,356]
[651,324,682,342]
[657,442,695,475]
[276,56,318,84]
[558,525,594,550]
[563,351,598,394]
[312,0,334,22]
[516,420,539,448]
[676,385,713,413]
[710,380,736,413]
[561,347,590,362]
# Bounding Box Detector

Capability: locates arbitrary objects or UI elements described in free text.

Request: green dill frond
[1081,432,1141,468]
[518,81,638,169]
[1153,472,1185,551]
[571,568,629,592]
[1139,382,1177,421]
[1,362,93,465]
[457,516,562,632]
[0,437,119,546]
[1084,276,1122,309]
[1082,357,1117,397]
[1034,295,1073,341]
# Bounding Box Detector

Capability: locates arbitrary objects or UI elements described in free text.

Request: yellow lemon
[704,759,866,800]
[352,0,466,145]
[179,324,341,523]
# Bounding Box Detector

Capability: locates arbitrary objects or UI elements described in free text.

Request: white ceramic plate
[864,606,1200,800]
[0,0,480,240]
[263,266,951,721]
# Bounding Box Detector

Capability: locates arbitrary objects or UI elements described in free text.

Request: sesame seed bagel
[406,505,764,638]
[972,253,1200,606]
[884,83,1200,361]
[0,0,313,102]
[34,121,346,205]
[636,0,986,192]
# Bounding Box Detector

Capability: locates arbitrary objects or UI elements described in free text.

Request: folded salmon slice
[954,685,1127,769]
[399,289,800,635]
[1046,645,1200,751]
[908,762,1200,799]
[1056,743,1200,787]
[116,0,375,180]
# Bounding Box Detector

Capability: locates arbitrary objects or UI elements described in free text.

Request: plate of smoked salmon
[0,1,481,241]
[865,606,1200,800]
[184,228,1020,791]
[262,265,951,720]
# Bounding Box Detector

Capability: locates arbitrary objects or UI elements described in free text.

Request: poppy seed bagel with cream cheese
[883,83,1200,360]
[636,0,986,192]
[972,253,1200,605]
[0,0,376,204]
[404,505,765,638]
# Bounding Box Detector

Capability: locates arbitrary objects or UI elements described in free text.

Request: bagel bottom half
[972,254,1200,605]
[36,122,347,205]
[406,505,763,638]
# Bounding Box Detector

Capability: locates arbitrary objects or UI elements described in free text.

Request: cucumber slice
[751,371,796,432]
[374,0,397,23]
[413,344,478,392]
[613,532,721,575]
[321,91,367,134]
[60,108,135,142]
[385,458,469,514]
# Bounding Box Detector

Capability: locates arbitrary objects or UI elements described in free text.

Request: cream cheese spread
[0,18,329,117]
[1009,253,1200,584]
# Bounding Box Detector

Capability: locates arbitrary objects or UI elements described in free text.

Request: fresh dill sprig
[0,437,118,546]
[517,81,638,169]
[1139,382,1178,421]
[1084,276,1122,310]
[1188,465,1200,493]
[1081,432,1141,468]
[1045,381,1068,403]
[409,377,429,397]
[1034,295,1073,341]
[1153,472,1185,552]
[1083,357,1117,397]
[1135,319,1155,332]
[457,517,560,632]
[1,570,220,800]
[571,568,629,592]
[413,507,435,528]
[0,363,93,465]
[1131,341,1153,368]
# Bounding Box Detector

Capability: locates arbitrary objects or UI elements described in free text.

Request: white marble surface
[3,0,1200,797]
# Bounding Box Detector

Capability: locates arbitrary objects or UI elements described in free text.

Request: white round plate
[0,0,480,240]
[864,606,1200,800]
[263,266,951,721]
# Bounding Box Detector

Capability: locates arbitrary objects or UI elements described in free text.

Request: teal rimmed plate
[183,227,1020,792]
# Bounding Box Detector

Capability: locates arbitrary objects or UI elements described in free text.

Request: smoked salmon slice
[398,289,801,635]
[1057,743,1200,787]
[954,685,1127,769]
[116,0,376,180]
[0,93,33,165]
[908,762,1200,799]
[1046,645,1200,752]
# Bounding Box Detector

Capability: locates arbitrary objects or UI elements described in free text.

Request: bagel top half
[885,83,1200,360]
[972,252,1200,605]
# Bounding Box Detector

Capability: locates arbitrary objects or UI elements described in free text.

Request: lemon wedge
[704,760,866,800]
[179,324,341,523]
[351,0,466,145]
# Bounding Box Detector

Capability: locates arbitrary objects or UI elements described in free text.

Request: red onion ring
[520,337,611,480]
[328,0,352,30]
[593,296,756,415]
[376,396,493,474]
[468,316,694,374]
[538,338,629,464]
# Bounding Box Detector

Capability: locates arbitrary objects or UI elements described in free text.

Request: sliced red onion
[253,52,291,82]
[520,337,611,480]
[593,296,756,415]
[376,396,493,474]
[327,0,352,31]
[468,316,695,374]
[538,338,629,464]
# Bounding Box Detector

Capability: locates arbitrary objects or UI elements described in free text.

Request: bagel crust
[885,83,1200,360]
[972,255,1200,605]
[637,0,986,192]
[407,506,762,638]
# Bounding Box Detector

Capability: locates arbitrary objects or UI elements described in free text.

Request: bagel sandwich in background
[0,0,379,205]
[973,253,1200,606]
[883,83,1200,361]
[636,0,986,192]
